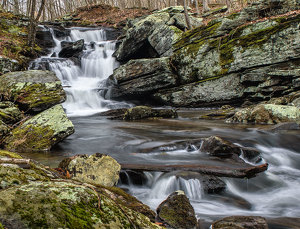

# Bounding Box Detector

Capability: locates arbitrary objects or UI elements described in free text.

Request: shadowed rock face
[156,190,198,229]
[59,39,84,58]
[0,70,66,113]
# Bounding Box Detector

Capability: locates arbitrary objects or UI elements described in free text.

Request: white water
[119,140,300,223]
[32,26,130,117]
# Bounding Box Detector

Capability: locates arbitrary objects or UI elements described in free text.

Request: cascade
[31,26,130,116]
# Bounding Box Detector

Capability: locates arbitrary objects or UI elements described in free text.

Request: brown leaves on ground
[71,4,151,28]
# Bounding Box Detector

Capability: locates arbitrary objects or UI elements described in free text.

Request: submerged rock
[212,215,268,229]
[59,153,121,187]
[0,70,66,113]
[0,181,160,229]
[100,106,178,120]
[4,104,74,151]
[156,190,198,229]
[227,104,300,124]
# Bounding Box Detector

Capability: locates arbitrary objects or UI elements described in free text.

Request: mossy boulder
[156,190,197,229]
[59,153,121,187]
[4,104,74,151]
[227,104,300,124]
[0,181,161,229]
[0,102,22,125]
[212,215,268,229]
[0,120,10,143]
[0,70,66,113]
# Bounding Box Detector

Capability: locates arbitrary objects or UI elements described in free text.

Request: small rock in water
[156,190,198,229]
[212,215,268,229]
[59,153,121,187]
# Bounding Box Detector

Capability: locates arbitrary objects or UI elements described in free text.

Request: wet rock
[0,181,160,229]
[59,153,121,187]
[100,106,178,120]
[269,122,300,131]
[0,102,22,125]
[198,105,235,120]
[227,104,300,124]
[266,217,300,229]
[58,39,84,58]
[109,58,178,101]
[4,104,74,152]
[0,56,21,75]
[174,171,226,194]
[35,29,55,49]
[156,190,197,229]
[0,70,66,113]
[212,215,268,229]
[200,136,261,163]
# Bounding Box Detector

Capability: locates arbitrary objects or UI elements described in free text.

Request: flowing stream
[29,27,300,227]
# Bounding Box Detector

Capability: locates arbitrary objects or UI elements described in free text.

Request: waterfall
[31,26,130,117]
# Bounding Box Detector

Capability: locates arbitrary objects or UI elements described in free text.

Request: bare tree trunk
[195,0,200,15]
[183,0,191,30]
[226,0,232,12]
[202,0,210,13]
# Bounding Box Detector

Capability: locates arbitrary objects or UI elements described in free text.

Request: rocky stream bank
[1,0,300,228]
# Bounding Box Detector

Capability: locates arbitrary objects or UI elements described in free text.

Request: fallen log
[0,158,31,169]
[120,163,268,179]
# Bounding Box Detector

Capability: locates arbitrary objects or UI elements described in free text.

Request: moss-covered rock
[156,190,197,229]
[227,104,300,124]
[0,102,22,125]
[4,104,74,151]
[0,56,21,75]
[100,106,178,120]
[0,120,10,144]
[59,153,121,187]
[0,181,161,229]
[0,70,66,113]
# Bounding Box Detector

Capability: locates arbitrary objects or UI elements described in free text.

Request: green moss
[5,124,54,151]
[0,222,4,229]
[0,149,23,159]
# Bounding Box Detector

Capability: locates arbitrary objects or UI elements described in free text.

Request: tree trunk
[183,0,191,30]
[202,0,210,13]
[195,0,200,15]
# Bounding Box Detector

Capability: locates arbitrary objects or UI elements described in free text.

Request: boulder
[109,58,178,101]
[200,136,261,162]
[4,104,74,152]
[0,70,66,113]
[0,121,10,144]
[59,153,121,187]
[35,28,55,49]
[58,39,84,58]
[156,190,198,229]
[0,102,22,125]
[0,181,160,229]
[227,104,300,124]
[114,7,203,61]
[100,106,178,120]
[212,216,268,229]
[0,56,21,75]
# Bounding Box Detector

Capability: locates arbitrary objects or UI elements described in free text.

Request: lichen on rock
[4,104,74,151]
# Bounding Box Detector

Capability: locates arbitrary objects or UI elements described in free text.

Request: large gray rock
[59,153,121,187]
[0,102,22,125]
[4,104,74,152]
[0,70,66,113]
[58,39,84,58]
[156,190,198,229]
[114,7,203,61]
[109,57,178,101]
